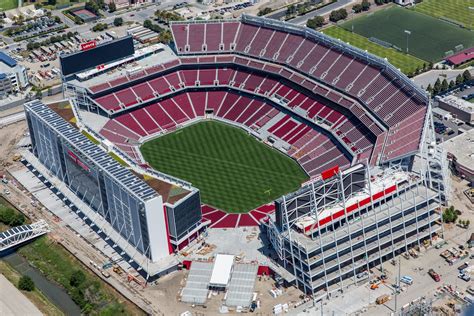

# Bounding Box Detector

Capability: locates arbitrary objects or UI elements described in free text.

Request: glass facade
[25,101,155,257]
[167,190,202,241]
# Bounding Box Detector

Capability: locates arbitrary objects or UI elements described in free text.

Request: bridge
[0,220,50,252]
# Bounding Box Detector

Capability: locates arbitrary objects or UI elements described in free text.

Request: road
[413,68,473,89]
[0,111,25,127]
[290,0,356,25]
[0,274,42,316]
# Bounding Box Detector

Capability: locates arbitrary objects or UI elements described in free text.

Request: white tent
[209,254,234,287]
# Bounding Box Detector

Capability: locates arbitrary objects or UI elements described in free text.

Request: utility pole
[394,256,401,313]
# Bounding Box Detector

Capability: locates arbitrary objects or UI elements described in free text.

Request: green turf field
[0,0,18,11]
[140,121,309,213]
[340,6,474,62]
[322,26,426,75]
[413,0,474,30]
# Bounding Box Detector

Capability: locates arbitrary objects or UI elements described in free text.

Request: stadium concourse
[201,204,275,228]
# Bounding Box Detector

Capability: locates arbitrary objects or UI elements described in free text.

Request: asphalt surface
[290,0,356,25]
[0,274,42,316]
[0,112,25,127]
[413,69,473,90]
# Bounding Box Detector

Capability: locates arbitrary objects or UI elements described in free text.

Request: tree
[92,23,107,32]
[48,0,57,6]
[143,19,153,29]
[462,70,472,82]
[361,0,371,11]
[18,276,35,291]
[155,10,182,23]
[286,4,296,16]
[113,17,123,27]
[70,270,86,287]
[352,4,363,13]
[0,207,25,226]
[456,74,464,85]
[442,206,458,223]
[257,7,272,16]
[449,80,455,89]
[74,16,83,25]
[109,2,116,13]
[426,84,432,94]
[329,9,348,22]
[297,4,308,15]
[306,16,325,29]
[159,30,173,44]
[374,0,385,5]
[441,79,449,92]
[466,220,470,228]
[433,78,441,94]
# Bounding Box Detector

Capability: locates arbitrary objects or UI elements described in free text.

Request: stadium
[25,15,448,296]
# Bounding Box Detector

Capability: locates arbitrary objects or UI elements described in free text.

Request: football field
[322,26,426,75]
[140,121,309,213]
[414,0,474,30]
[340,6,474,62]
[0,0,18,11]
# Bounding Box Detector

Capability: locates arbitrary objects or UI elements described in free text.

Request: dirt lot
[145,268,305,315]
[0,120,28,165]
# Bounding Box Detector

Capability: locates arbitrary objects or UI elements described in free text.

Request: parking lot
[432,82,473,143]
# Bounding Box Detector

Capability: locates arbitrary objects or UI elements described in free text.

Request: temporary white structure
[209,254,235,287]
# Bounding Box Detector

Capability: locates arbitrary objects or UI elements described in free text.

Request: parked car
[400,275,413,285]
[428,269,440,282]
[467,286,474,296]
[357,271,368,279]
[458,273,471,282]
[458,262,469,271]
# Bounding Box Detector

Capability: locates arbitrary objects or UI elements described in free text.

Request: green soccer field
[140,121,309,213]
[322,26,426,75]
[414,0,474,30]
[340,6,474,62]
[0,0,18,11]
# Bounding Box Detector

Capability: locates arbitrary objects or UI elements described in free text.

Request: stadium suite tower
[25,15,448,290]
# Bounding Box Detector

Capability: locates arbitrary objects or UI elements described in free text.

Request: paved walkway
[413,68,473,89]
[290,0,357,25]
[0,274,42,316]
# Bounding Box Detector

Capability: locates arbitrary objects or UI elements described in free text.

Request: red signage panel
[80,40,97,51]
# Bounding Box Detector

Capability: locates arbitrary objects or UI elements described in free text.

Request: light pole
[404,30,411,54]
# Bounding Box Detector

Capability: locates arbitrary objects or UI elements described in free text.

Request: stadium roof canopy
[209,254,234,287]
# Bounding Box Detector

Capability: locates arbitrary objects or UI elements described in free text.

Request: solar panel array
[181,261,213,304]
[225,263,259,308]
[25,100,157,202]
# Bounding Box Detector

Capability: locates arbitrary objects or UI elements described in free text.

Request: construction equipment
[112,265,123,276]
[101,270,111,278]
[127,274,146,288]
[102,262,113,269]
[376,294,391,305]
